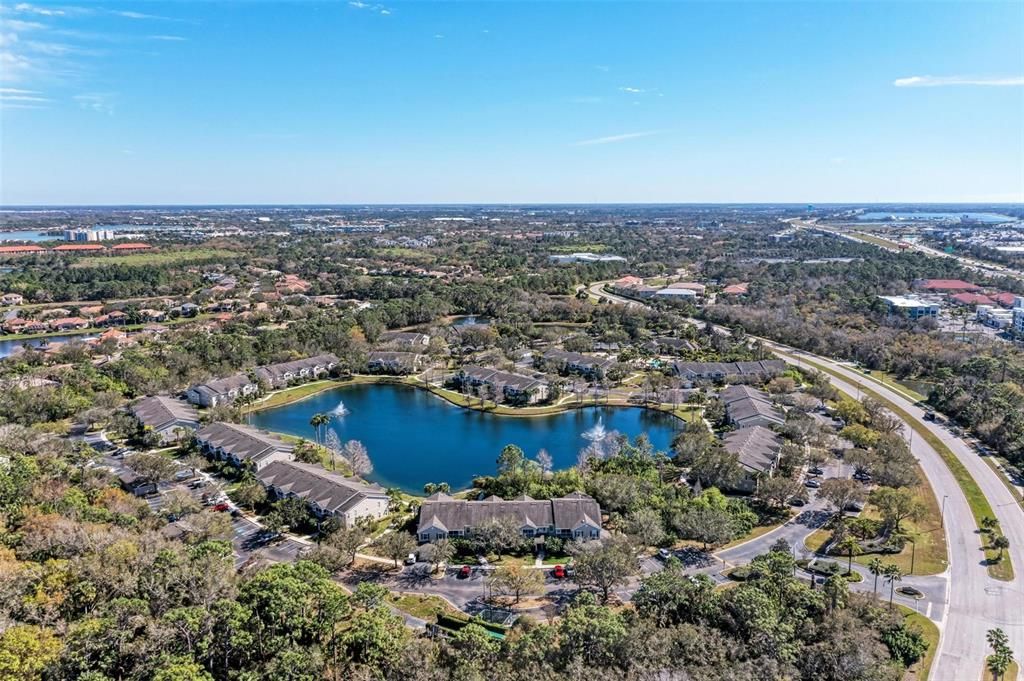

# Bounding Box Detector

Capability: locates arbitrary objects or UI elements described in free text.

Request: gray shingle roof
[256,460,386,514]
[723,426,783,475]
[191,373,254,399]
[253,353,339,384]
[195,422,293,464]
[131,396,199,432]
[417,492,601,534]
[460,365,547,392]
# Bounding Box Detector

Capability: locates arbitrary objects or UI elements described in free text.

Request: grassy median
[790,354,1013,581]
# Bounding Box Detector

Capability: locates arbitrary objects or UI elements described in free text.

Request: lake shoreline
[247,374,697,424]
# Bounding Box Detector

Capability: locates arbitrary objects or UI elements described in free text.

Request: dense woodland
[0,211,1013,678]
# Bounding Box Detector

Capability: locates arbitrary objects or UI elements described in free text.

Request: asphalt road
[769,345,1024,681]
[588,278,1024,680]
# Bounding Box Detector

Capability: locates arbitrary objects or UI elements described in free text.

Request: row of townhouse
[195,422,388,527]
[185,353,339,407]
[456,365,550,405]
[720,385,785,428]
[721,425,784,493]
[540,348,616,380]
[673,360,787,387]
[416,492,602,543]
[366,351,425,375]
[130,396,201,444]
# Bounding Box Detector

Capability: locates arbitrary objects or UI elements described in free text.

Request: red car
[552,565,566,579]
[213,502,230,512]
[458,565,471,579]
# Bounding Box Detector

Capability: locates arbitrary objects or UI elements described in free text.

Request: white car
[404,553,417,565]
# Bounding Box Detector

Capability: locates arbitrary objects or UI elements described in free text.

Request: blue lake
[249,383,682,493]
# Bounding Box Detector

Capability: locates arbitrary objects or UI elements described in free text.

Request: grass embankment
[792,355,1012,581]
[983,659,1019,681]
[248,380,343,412]
[864,370,928,403]
[803,478,946,576]
[72,248,239,267]
[389,593,463,621]
[897,604,939,681]
[850,231,902,250]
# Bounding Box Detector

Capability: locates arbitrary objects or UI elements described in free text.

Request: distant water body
[857,212,1015,223]
[0,225,156,243]
[0,334,98,359]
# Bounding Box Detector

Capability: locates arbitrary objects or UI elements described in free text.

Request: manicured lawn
[897,604,939,681]
[73,248,238,267]
[720,516,793,550]
[389,593,463,621]
[792,355,1010,581]
[249,380,342,412]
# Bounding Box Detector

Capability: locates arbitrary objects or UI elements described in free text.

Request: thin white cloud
[13,3,64,16]
[349,1,392,14]
[893,75,1024,88]
[0,85,49,108]
[4,19,46,32]
[434,34,444,39]
[111,10,170,21]
[74,92,115,114]
[148,34,187,42]
[619,86,645,94]
[574,130,665,146]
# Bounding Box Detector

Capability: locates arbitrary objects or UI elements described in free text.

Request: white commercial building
[878,295,939,320]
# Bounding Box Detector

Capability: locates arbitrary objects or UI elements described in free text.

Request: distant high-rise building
[63,228,115,242]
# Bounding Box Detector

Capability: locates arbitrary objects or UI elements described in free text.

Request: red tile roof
[993,292,1018,308]
[111,243,152,250]
[0,245,45,253]
[950,292,995,306]
[916,279,981,292]
[53,244,104,251]
[722,282,749,295]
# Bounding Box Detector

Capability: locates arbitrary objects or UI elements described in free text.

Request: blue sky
[1,1,1022,205]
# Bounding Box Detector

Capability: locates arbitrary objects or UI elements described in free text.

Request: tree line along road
[587,279,1024,680]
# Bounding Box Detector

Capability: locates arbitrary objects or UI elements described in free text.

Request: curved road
[588,279,1024,680]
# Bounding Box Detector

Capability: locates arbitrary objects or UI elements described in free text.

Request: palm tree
[309,413,329,446]
[992,535,1010,562]
[868,557,885,595]
[838,535,861,575]
[987,628,1013,681]
[981,516,999,534]
[883,564,903,608]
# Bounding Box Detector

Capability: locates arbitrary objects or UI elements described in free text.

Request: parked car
[552,565,566,579]
[805,479,821,489]
[789,496,807,507]
[657,548,671,560]
[808,466,824,476]
[404,553,417,566]
[897,586,924,599]
[213,502,230,512]
[477,556,489,566]
[458,565,471,579]
[188,480,206,489]
[230,508,241,518]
